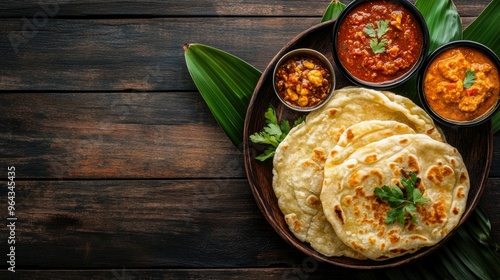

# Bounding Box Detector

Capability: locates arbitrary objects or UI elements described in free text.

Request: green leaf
[184,43,261,148]
[386,208,400,224]
[463,0,500,134]
[264,123,282,137]
[249,132,279,147]
[415,0,463,53]
[321,0,346,22]
[376,20,390,38]
[293,115,306,127]
[402,173,417,201]
[375,185,404,208]
[492,111,500,135]
[463,69,476,89]
[370,38,387,54]
[364,23,377,38]
[463,0,500,56]
[249,104,303,161]
[375,173,431,225]
[396,207,406,224]
[405,203,417,214]
[255,146,276,161]
[264,106,278,125]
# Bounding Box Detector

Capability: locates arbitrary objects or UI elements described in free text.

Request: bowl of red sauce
[273,48,335,112]
[418,40,500,127]
[332,0,429,89]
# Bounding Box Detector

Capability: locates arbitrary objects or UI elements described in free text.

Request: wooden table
[0,0,498,278]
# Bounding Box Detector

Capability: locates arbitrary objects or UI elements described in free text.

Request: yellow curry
[423,46,499,122]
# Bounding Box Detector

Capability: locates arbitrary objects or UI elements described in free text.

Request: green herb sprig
[364,20,390,54]
[374,172,430,225]
[463,69,477,89]
[249,105,305,161]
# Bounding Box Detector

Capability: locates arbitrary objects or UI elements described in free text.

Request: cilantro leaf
[463,69,476,89]
[386,208,400,224]
[364,20,390,54]
[264,123,283,137]
[363,23,377,38]
[250,104,305,161]
[375,185,404,208]
[279,120,291,136]
[414,196,430,204]
[402,172,417,201]
[370,38,387,54]
[249,132,279,147]
[255,146,276,161]
[376,20,390,38]
[374,172,429,225]
[264,105,278,124]
[293,115,306,127]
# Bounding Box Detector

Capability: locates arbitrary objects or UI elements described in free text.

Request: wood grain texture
[0,0,489,17]
[0,268,360,280]
[0,179,290,268]
[0,92,244,179]
[0,178,497,270]
[0,18,485,91]
[0,0,497,276]
[0,18,319,91]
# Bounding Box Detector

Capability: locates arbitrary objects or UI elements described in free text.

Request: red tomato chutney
[423,47,500,122]
[336,0,423,84]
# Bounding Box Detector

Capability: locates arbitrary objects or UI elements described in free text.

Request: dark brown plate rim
[242,19,493,269]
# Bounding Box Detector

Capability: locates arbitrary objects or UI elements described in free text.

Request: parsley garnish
[370,38,388,55]
[463,69,476,89]
[363,20,390,54]
[363,23,378,38]
[249,105,305,161]
[374,172,430,225]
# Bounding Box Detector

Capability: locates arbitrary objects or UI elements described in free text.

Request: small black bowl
[417,40,500,127]
[332,0,429,89]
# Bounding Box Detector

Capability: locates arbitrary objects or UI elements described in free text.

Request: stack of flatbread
[272,87,469,260]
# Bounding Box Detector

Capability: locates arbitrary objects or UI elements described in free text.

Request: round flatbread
[272,87,444,257]
[321,134,469,260]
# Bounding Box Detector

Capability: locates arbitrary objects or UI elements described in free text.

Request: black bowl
[417,40,500,127]
[332,0,429,89]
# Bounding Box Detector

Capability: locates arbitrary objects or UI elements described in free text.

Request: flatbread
[321,134,469,260]
[272,87,444,257]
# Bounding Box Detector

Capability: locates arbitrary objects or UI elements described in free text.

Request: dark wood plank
[0,0,331,17]
[2,268,356,280]
[0,17,321,91]
[3,91,495,180]
[0,0,489,17]
[0,179,307,268]
[493,135,500,177]
[0,15,487,92]
[0,0,498,276]
[0,178,497,269]
[0,91,246,179]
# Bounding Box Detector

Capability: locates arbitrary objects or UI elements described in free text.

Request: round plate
[242,20,493,269]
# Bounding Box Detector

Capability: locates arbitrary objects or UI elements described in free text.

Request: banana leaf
[321,0,346,22]
[463,0,500,134]
[183,43,261,148]
[415,0,463,53]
